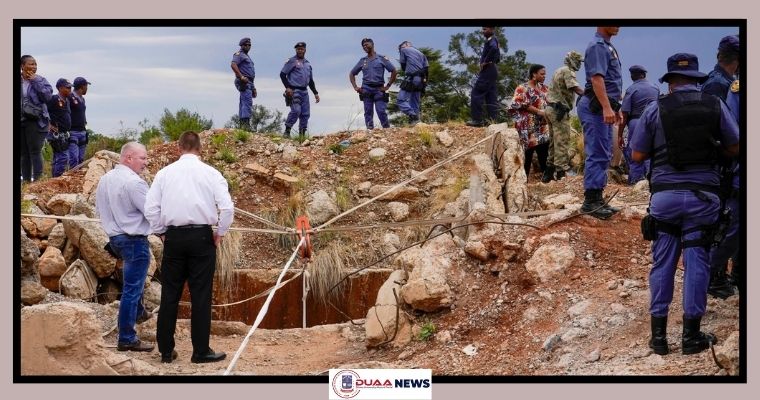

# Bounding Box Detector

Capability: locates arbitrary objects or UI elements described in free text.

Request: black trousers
[524,142,549,177]
[19,120,46,181]
[156,226,216,356]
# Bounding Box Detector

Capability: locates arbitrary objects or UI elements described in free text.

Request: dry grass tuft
[307,239,356,306]
[215,229,242,292]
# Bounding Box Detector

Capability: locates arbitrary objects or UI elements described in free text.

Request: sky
[20,24,738,137]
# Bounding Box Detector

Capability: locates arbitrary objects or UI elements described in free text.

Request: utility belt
[547,101,571,121]
[640,214,720,248]
[167,224,211,230]
[359,87,389,102]
[584,88,621,115]
[400,74,426,92]
[235,76,253,92]
[49,130,71,153]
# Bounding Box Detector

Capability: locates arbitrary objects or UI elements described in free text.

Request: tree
[446,27,530,123]
[137,118,162,146]
[159,108,213,141]
[225,105,284,134]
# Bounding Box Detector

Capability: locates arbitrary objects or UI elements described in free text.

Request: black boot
[649,315,669,355]
[555,169,566,181]
[682,316,717,355]
[298,128,307,140]
[239,118,250,131]
[581,189,614,220]
[283,126,292,138]
[408,115,420,126]
[601,190,621,214]
[541,166,555,183]
[708,265,734,299]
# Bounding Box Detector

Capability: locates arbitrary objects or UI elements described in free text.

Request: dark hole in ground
[177,268,392,329]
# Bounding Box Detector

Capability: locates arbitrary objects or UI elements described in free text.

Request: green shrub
[328,143,344,154]
[235,129,251,143]
[210,133,227,148]
[418,320,436,341]
[159,108,213,141]
[216,147,237,163]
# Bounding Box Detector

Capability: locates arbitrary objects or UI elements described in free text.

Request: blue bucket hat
[629,65,647,74]
[658,53,708,84]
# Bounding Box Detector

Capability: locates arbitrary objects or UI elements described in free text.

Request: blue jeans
[109,234,150,345]
[649,190,720,318]
[578,96,613,190]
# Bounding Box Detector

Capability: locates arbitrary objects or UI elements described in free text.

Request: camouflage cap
[564,50,583,70]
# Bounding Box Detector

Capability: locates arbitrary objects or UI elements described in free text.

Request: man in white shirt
[95,142,155,353]
[145,131,234,364]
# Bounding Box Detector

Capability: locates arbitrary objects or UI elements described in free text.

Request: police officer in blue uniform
[281,42,320,138]
[701,35,739,102]
[618,65,660,184]
[397,41,429,126]
[350,38,397,130]
[704,34,741,299]
[578,27,623,220]
[69,76,91,166]
[47,78,73,177]
[467,26,501,127]
[231,37,257,130]
[708,77,742,299]
[631,53,739,356]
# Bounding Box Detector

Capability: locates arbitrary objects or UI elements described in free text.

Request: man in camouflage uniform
[542,51,585,182]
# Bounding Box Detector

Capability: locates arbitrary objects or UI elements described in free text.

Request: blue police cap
[73,77,91,88]
[361,38,373,45]
[56,78,72,88]
[294,42,306,48]
[629,65,647,74]
[239,37,251,46]
[718,35,739,53]
[659,53,708,84]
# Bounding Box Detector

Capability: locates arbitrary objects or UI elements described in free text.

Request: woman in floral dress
[508,64,550,180]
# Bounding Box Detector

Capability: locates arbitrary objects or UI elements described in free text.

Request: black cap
[239,37,251,46]
[361,37,373,45]
[629,65,647,74]
[56,78,72,88]
[294,42,306,48]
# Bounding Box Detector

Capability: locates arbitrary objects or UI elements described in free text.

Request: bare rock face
[143,281,163,310]
[714,331,740,376]
[365,270,411,348]
[46,194,78,216]
[47,223,67,249]
[38,247,67,291]
[20,281,48,305]
[20,228,41,282]
[82,150,119,203]
[526,243,576,283]
[397,235,457,312]
[62,240,79,267]
[21,302,159,375]
[484,123,527,213]
[70,194,97,218]
[62,218,116,278]
[470,153,504,215]
[148,235,163,266]
[306,190,340,226]
[59,260,98,301]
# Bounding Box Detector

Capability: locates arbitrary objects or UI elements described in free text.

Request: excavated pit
[177,268,392,329]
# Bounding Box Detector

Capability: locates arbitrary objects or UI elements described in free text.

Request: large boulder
[483,124,528,212]
[525,243,576,283]
[60,260,99,301]
[365,270,411,348]
[20,228,41,282]
[21,302,156,375]
[38,247,67,291]
[387,202,410,222]
[20,281,48,305]
[306,190,340,226]
[46,194,78,216]
[21,204,57,238]
[714,331,740,376]
[62,218,116,278]
[148,235,164,266]
[82,150,119,203]
[47,223,67,249]
[397,235,457,312]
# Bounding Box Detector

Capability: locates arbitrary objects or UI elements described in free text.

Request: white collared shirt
[95,164,151,237]
[144,154,234,235]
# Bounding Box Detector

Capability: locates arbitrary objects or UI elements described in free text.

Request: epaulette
[730,79,740,93]
[234,51,240,56]
[383,55,390,60]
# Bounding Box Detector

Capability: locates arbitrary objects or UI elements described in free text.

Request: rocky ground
[19,123,741,376]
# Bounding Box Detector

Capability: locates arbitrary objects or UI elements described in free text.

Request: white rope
[223,237,306,376]
[313,132,497,230]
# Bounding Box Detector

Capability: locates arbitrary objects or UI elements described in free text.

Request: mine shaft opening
[176,268,393,329]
